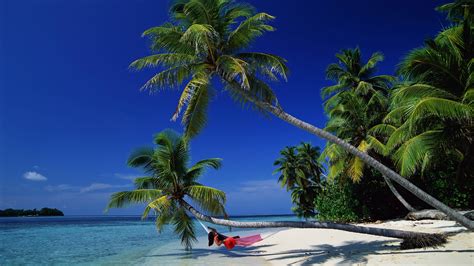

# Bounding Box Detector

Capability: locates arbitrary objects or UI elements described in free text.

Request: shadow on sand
[146,238,474,265]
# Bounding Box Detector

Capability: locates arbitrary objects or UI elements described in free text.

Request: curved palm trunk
[242,95,473,230]
[180,200,445,249]
[384,177,417,212]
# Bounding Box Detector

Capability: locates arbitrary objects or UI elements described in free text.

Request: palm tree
[180,200,446,249]
[274,146,300,190]
[321,47,393,112]
[274,143,323,218]
[108,131,447,249]
[320,48,417,212]
[129,0,473,229]
[106,130,226,250]
[379,6,473,181]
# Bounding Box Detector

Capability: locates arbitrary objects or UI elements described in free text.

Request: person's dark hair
[208,232,215,246]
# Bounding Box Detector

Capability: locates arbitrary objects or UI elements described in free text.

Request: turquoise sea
[0,215,299,265]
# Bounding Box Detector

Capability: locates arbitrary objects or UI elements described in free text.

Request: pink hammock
[198,220,264,247]
[235,234,263,246]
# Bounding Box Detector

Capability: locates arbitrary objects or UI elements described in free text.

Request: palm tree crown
[321,47,394,112]
[106,130,226,250]
[274,143,324,218]
[130,0,288,139]
[379,10,473,178]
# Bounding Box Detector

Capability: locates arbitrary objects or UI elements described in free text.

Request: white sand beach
[145,220,473,265]
[254,220,473,265]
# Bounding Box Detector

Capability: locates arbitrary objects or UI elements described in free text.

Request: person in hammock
[207,227,240,250]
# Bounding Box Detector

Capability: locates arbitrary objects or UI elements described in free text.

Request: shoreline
[142,219,473,265]
[253,219,473,265]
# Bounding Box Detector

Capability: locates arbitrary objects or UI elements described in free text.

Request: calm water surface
[0,215,299,265]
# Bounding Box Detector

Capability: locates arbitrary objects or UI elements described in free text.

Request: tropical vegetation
[106,130,226,250]
[108,130,447,249]
[314,0,473,222]
[273,143,323,218]
[0,208,64,217]
[128,0,473,229]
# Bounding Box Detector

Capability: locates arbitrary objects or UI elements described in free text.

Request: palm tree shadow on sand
[146,239,474,265]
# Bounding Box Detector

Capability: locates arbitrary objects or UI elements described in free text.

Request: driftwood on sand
[406,210,474,221]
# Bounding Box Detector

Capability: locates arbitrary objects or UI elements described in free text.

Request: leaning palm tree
[106,130,226,250]
[108,130,446,249]
[129,0,473,229]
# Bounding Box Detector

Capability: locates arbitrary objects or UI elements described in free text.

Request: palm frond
[393,130,442,177]
[129,53,197,70]
[236,52,289,81]
[408,97,473,127]
[182,80,211,140]
[127,147,155,169]
[186,185,226,215]
[216,55,250,89]
[172,208,196,250]
[227,13,275,51]
[142,195,171,219]
[180,24,219,55]
[141,65,193,93]
[106,189,163,210]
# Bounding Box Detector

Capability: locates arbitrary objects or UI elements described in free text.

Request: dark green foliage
[315,0,474,223]
[315,181,360,223]
[0,208,64,217]
[274,143,324,218]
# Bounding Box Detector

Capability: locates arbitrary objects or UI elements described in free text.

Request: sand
[254,220,474,265]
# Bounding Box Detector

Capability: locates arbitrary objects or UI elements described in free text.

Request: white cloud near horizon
[45,184,76,192]
[80,183,130,193]
[238,179,282,193]
[114,173,138,181]
[23,171,47,181]
[44,183,131,193]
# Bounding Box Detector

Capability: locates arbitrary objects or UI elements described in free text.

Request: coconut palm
[379,9,473,180]
[320,47,417,212]
[108,131,447,249]
[321,47,394,113]
[130,0,473,229]
[106,130,226,250]
[274,143,323,218]
[180,200,446,249]
[437,0,474,22]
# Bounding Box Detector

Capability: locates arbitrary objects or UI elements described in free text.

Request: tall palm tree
[129,0,473,229]
[274,143,323,218]
[106,130,226,250]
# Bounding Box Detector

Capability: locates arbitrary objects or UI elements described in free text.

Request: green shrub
[315,180,360,222]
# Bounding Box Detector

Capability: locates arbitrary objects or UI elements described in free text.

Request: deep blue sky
[1,0,449,215]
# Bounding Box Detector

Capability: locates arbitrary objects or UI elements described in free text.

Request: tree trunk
[406,209,474,221]
[384,176,417,212]
[242,96,474,230]
[180,200,446,249]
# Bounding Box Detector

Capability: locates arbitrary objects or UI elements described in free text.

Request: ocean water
[0,215,299,265]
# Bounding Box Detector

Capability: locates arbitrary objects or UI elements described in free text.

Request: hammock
[197,219,264,247]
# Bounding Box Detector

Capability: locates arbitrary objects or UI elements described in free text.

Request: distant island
[0,208,64,217]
